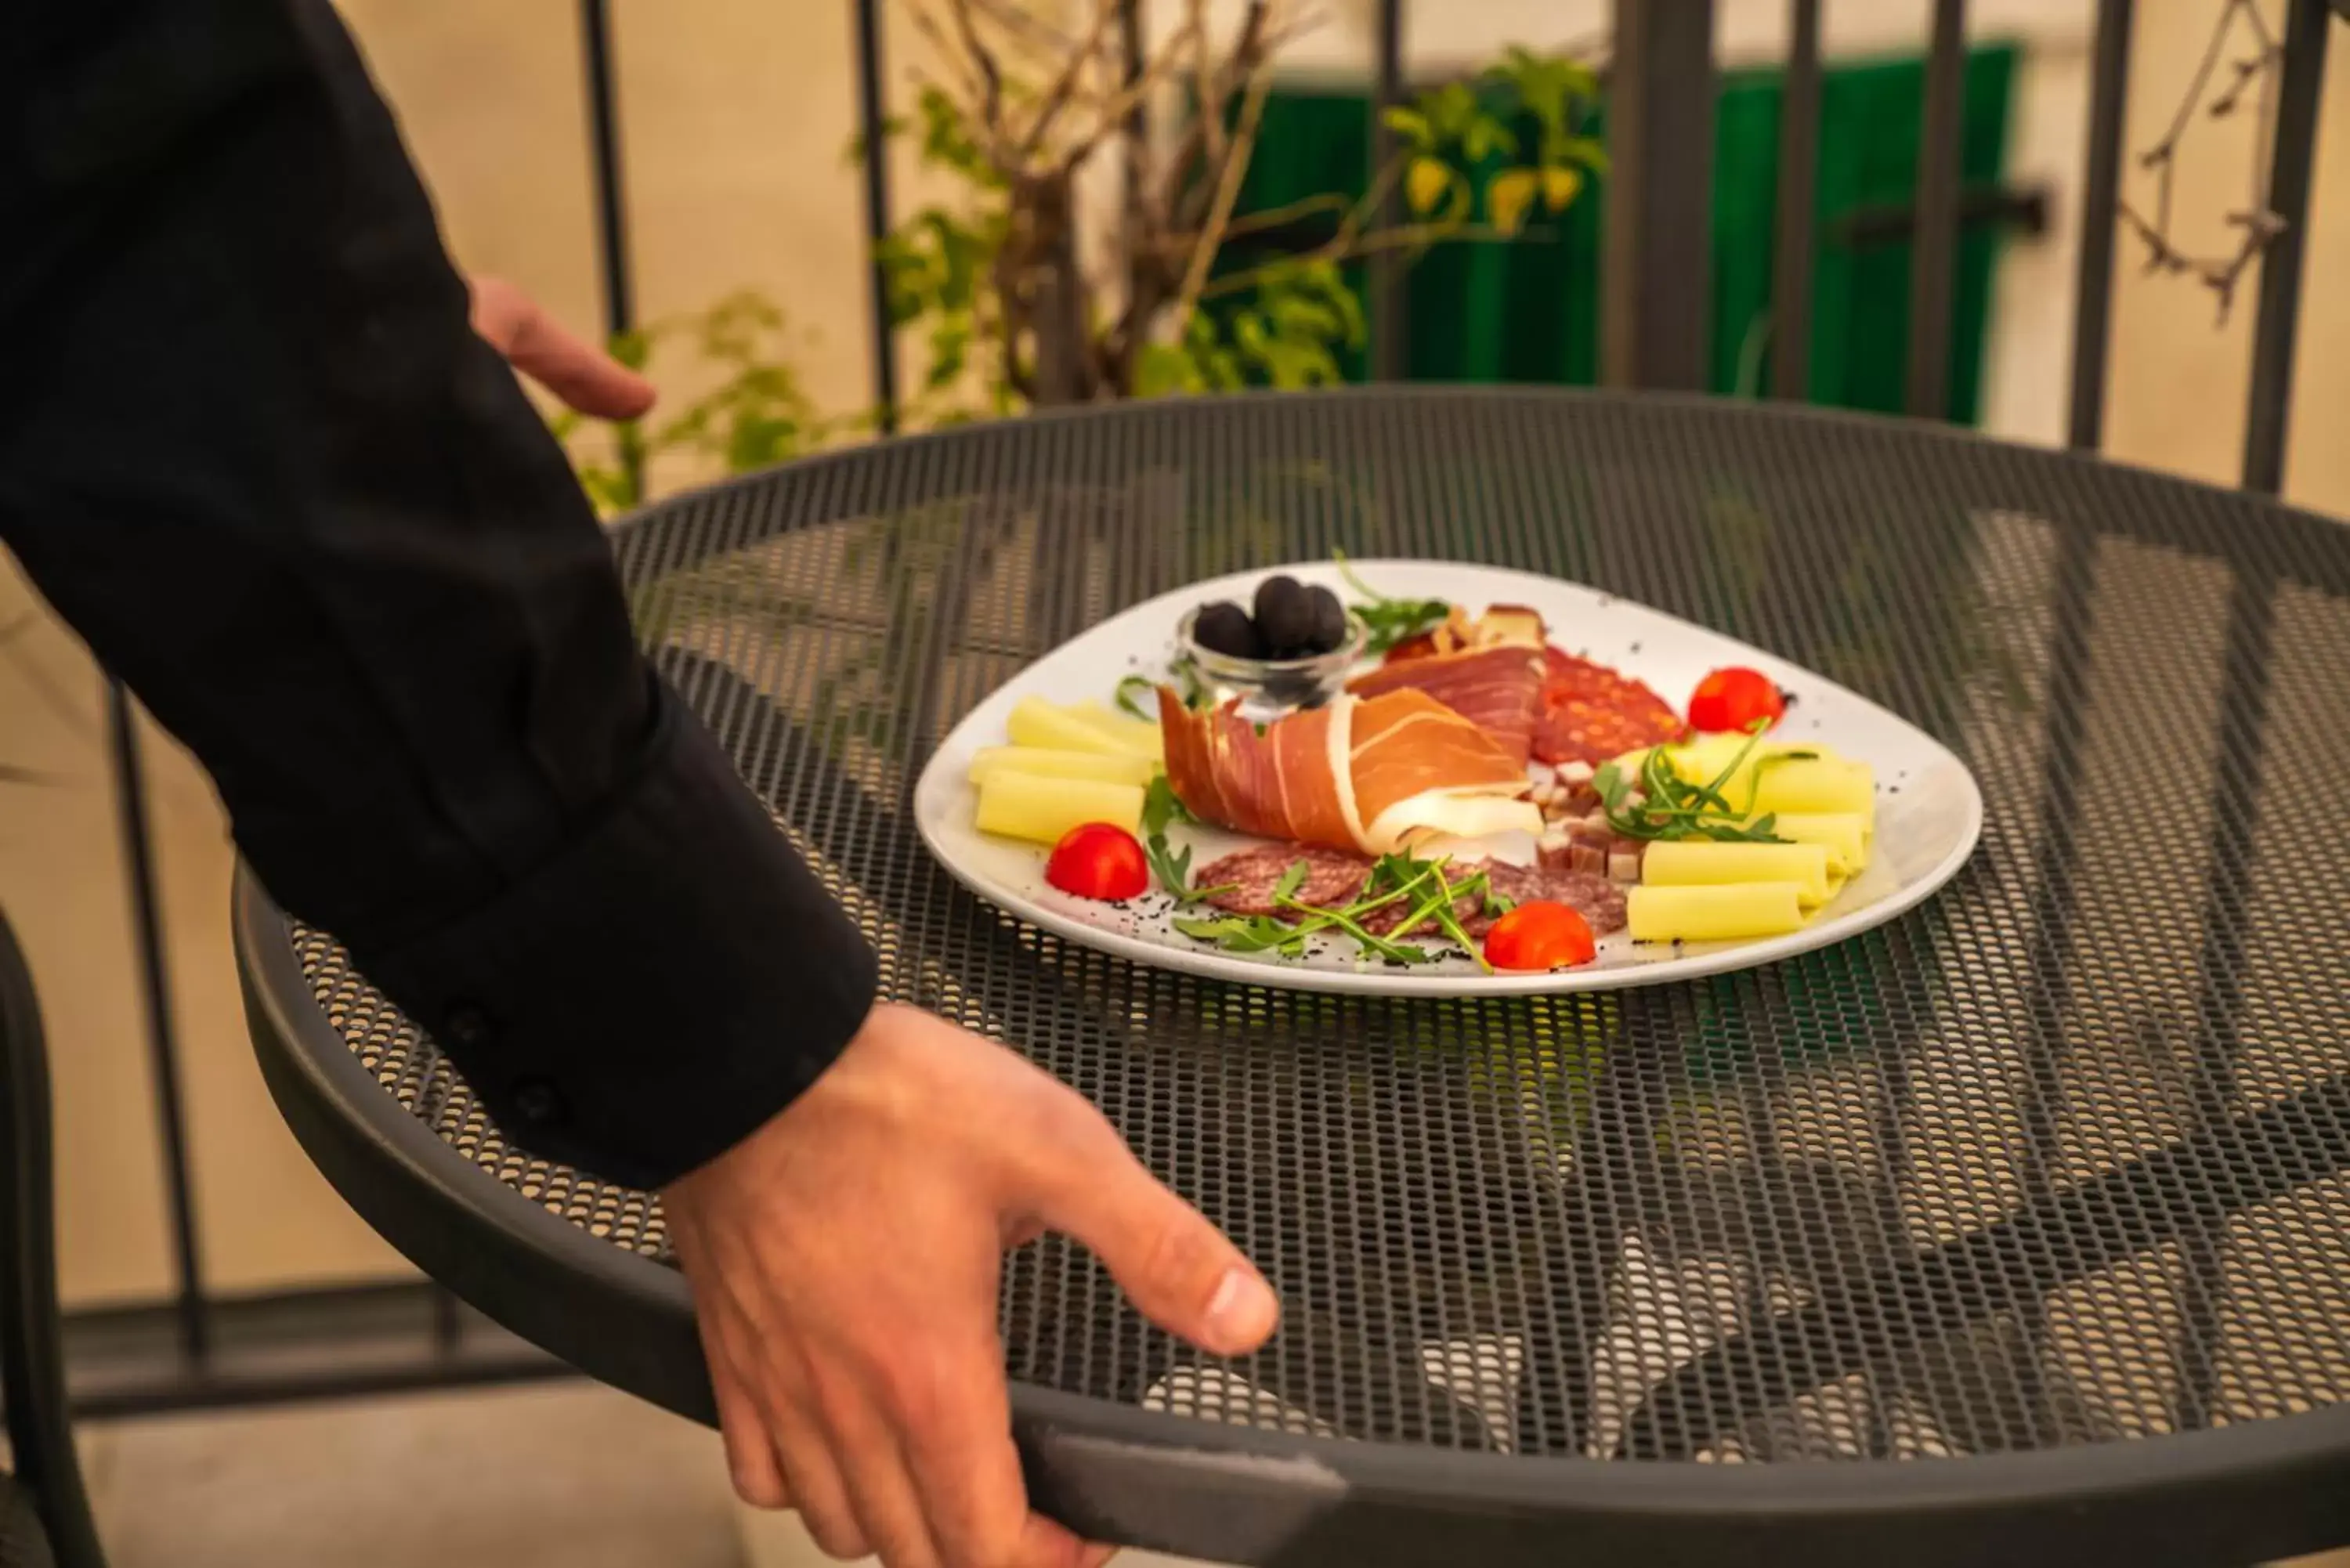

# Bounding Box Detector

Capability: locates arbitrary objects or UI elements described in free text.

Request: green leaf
[1541,165,1584,212]
[1462,114,1518,164]
[1423,81,1479,138]
[1134,342,1198,399]
[843,112,909,165]
[1487,168,1539,236]
[1380,105,1433,146]
[1114,675,1157,722]
[609,328,653,371]
[1405,156,1452,215]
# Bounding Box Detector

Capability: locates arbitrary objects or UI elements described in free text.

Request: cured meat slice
[1533,648,1683,768]
[1348,645,1544,764]
[1159,687,1536,854]
[1155,688,1356,850]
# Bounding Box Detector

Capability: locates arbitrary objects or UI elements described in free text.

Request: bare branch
[964,0,1081,60]
[1172,42,1278,327]
[944,0,1009,151]
[2120,0,2290,321]
[1019,0,1118,161]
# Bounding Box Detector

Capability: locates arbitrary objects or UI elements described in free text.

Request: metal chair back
[0,912,108,1568]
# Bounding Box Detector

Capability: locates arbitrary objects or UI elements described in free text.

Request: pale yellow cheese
[1069,700,1169,761]
[1759,812,1870,873]
[1006,696,1134,757]
[973,772,1144,845]
[967,746,1159,788]
[1642,841,1835,906]
[1748,757,1875,817]
[1627,883,1806,942]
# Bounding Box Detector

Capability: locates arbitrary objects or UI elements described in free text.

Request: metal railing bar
[1368,0,1408,381]
[1770,0,1821,400]
[2240,0,2331,496]
[1601,0,1717,392]
[104,681,208,1363]
[1904,0,1967,419]
[578,0,634,341]
[2068,0,2134,451]
[854,0,902,432]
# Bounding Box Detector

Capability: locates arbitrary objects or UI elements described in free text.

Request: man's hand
[467,276,656,420]
[663,1003,1281,1568]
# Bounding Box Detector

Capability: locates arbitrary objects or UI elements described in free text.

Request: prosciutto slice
[1347,645,1545,763]
[1158,687,1537,854]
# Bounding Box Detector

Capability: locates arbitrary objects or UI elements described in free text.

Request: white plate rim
[913,561,1985,997]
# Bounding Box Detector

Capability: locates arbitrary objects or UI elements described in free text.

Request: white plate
[913,561,1983,996]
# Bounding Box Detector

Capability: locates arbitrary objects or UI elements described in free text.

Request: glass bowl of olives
[1175,574,1367,716]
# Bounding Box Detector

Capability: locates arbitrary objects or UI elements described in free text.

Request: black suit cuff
[354,680,877,1190]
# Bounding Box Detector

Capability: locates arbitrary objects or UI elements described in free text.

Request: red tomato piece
[1484,901,1597,971]
[1687,666,1787,734]
[1044,822,1150,901]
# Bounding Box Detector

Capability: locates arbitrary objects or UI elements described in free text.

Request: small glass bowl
[1173,608,1369,719]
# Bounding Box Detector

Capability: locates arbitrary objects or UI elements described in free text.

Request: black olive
[1253,575,1314,657]
[1304,585,1347,652]
[1191,601,1262,659]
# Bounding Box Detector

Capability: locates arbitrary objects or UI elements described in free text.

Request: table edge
[235,869,2350,1566]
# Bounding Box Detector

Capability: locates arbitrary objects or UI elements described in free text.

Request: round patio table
[237,389,2350,1568]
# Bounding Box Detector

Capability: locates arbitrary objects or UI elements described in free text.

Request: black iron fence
[77,0,2339,1416]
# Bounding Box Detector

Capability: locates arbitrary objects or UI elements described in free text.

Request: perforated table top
[240,390,2350,1568]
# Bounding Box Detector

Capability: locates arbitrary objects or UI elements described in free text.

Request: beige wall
[2106,0,2350,505]
[2,0,2341,1309]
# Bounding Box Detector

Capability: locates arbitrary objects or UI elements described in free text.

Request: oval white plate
[913,561,1983,996]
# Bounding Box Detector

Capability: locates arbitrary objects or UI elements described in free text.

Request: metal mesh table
[239,389,2350,1567]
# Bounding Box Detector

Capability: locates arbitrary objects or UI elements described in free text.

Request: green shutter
[1222,45,2017,423]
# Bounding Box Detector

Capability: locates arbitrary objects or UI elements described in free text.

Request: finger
[1035,1140,1278,1358]
[467,276,656,419]
[1017,1513,1101,1568]
[810,1370,943,1568]
[891,1331,1036,1568]
[758,1343,873,1563]
[706,1338,790,1509]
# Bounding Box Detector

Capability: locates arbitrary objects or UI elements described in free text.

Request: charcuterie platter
[913,560,1981,995]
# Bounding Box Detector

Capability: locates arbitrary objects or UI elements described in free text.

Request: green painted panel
[1223,45,2018,423]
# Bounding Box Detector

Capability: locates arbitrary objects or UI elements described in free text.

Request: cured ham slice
[1153,692,1357,849]
[1158,687,1538,854]
[1347,645,1545,764]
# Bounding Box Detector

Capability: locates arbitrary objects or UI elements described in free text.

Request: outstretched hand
[468,275,656,420]
[663,1003,1280,1568]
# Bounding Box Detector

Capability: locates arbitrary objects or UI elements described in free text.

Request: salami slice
[1534,648,1683,768]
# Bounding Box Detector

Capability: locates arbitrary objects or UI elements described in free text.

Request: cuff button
[444,1003,496,1050]
[511,1078,566,1128]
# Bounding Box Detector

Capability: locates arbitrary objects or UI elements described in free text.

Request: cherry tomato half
[1044,822,1150,901]
[1484,901,1597,971]
[1687,666,1787,733]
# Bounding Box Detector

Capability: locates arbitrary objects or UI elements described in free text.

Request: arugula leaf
[1141,776,1231,903]
[1333,549,1452,656]
[1598,725,1793,844]
[1114,674,1158,722]
[1274,859,1311,902]
[1141,775,1192,838]
[1173,912,1308,957]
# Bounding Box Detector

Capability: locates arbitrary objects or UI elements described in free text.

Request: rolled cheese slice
[1627,883,1806,942]
[1642,840,1835,907]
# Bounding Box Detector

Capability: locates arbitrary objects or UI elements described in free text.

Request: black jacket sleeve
[0,0,876,1190]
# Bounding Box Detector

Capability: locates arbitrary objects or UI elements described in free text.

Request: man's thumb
[1048,1161,1278,1357]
